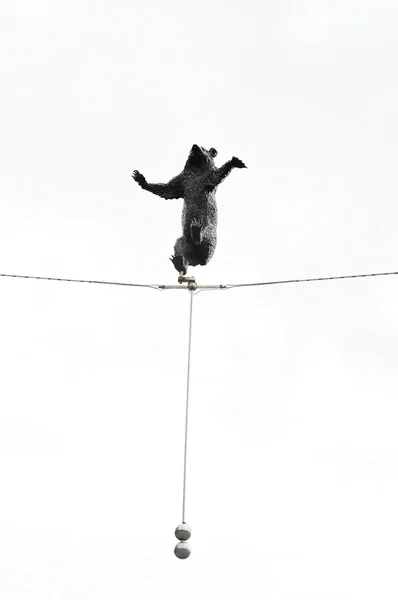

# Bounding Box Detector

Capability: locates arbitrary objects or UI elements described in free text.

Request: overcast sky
[1,0,398,598]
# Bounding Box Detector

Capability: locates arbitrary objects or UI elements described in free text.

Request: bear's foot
[170,255,187,276]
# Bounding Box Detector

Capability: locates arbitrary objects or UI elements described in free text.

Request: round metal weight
[175,523,192,541]
[174,541,191,559]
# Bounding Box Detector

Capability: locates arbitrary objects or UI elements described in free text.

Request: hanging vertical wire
[182,290,194,523]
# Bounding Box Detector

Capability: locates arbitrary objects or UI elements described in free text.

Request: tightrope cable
[1,269,398,291]
[0,272,160,289]
[223,270,398,289]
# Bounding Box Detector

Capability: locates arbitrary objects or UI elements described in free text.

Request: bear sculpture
[132,144,246,275]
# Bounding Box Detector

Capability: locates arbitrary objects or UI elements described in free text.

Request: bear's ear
[209,147,218,158]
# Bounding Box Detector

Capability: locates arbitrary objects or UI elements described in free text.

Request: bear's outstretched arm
[211,157,247,186]
[132,171,184,199]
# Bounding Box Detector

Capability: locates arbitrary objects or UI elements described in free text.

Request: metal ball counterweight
[175,523,191,541]
[174,541,191,559]
[174,523,192,559]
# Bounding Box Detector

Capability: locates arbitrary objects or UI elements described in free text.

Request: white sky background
[1,0,398,597]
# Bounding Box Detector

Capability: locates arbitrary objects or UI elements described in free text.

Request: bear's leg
[190,219,202,245]
[193,240,215,266]
[170,236,192,275]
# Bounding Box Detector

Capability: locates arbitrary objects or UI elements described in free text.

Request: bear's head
[185,144,218,170]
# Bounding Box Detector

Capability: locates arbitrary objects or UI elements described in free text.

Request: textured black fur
[132,144,246,275]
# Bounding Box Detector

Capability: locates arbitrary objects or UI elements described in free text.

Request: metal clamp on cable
[178,274,196,285]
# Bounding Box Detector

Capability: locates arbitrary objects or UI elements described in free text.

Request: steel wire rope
[1,269,398,291]
[182,290,194,523]
[223,270,398,289]
[0,272,161,289]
